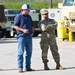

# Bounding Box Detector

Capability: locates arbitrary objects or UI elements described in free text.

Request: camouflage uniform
[38,18,60,63]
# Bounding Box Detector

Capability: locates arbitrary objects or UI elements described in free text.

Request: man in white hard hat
[14,4,35,73]
[38,9,64,70]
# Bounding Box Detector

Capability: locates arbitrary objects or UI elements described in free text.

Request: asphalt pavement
[0,37,75,75]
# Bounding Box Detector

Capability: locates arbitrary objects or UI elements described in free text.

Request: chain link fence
[0,0,63,3]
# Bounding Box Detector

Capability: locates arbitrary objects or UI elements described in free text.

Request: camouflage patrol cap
[40,9,48,15]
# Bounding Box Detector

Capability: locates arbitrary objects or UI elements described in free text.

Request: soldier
[38,9,64,70]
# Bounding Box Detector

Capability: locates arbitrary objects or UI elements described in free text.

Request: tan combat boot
[56,61,65,70]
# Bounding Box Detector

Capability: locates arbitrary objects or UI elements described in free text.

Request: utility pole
[50,0,52,8]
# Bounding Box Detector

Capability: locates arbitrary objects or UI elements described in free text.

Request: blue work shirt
[14,13,33,38]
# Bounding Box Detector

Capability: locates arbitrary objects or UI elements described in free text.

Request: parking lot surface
[0,37,75,75]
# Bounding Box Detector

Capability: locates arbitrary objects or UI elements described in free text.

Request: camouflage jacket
[38,18,57,39]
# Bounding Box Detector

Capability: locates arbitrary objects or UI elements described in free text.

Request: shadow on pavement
[34,67,75,72]
[0,67,75,72]
[0,68,18,71]
[0,40,17,44]
[65,67,75,70]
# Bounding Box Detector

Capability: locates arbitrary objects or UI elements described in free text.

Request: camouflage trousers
[40,37,60,63]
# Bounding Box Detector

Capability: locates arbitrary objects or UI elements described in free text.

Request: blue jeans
[17,36,32,69]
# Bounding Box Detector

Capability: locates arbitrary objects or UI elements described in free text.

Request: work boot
[56,61,65,70]
[56,65,65,70]
[19,69,23,73]
[26,68,35,71]
[43,62,50,70]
